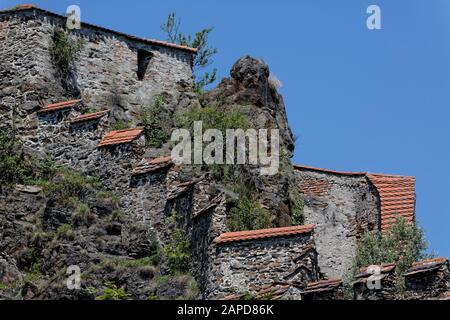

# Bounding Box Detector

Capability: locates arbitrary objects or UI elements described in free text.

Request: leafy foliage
[0,128,32,187]
[353,217,428,296]
[161,12,218,90]
[226,181,271,232]
[49,29,83,73]
[95,281,130,300]
[140,95,171,148]
[163,228,190,273]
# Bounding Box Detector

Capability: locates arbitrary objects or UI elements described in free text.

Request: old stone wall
[0,9,194,138]
[294,168,380,279]
[206,233,319,299]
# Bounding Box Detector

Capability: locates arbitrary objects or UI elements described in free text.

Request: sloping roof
[98,127,144,147]
[356,258,448,279]
[214,224,315,245]
[70,110,109,124]
[131,156,173,175]
[405,258,448,276]
[294,164,416,232]
[356,263,396,279]
[366,174,416,232]
[294,164,366,176]
[303,278,342,294]
[0,4,197,54]
[38,99,82,113]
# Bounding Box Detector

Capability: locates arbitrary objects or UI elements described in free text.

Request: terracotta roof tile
[214,224,315,245]
[39,99,82,113]
[356,258,448,279]
[70,110,109,124]
[405,257,448,276]
[1,5,197,53]
[132,156,173,175]
[366,174,416,232]
[98,127,144,147]
[303,278,342,293]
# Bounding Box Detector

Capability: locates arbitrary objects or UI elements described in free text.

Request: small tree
[161,13,218,91]
[353,216,428,296]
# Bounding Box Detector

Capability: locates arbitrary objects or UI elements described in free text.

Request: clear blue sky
[2,0,449,258]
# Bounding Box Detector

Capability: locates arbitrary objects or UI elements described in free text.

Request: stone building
[0,4,196,140]
[294,165,416,279]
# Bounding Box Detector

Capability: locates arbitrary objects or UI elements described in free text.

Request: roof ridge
[294,164,415,179]
[0,5,197,53]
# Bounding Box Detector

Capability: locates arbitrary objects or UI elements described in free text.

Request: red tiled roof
[214,224,315,245]
[70,110,109,124]
[39,99,82,113]
[405,257,448,276]
[304,278,342,291]
[1,5,197,53]
[366,174,415,232]
[132,156,173,175]
[294,164,416,232]
[356,258,449,279]
[357,263,396,278]
[98,127,144,147]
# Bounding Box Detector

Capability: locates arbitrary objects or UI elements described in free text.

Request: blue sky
[2,0,449,257]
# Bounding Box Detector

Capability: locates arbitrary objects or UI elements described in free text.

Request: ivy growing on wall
[49,29,83,73]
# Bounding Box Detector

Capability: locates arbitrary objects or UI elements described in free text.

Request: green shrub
[227,193,271,232]
[0,128,33,186]
[56,224,74,240]
[140,95,172,148]
[288,180,304,225]
[36,168,99,203]
[177,105,249,134]
[72,202,95,226]
[353,217,428,297]
[163,229,190,272]
[95,281,130,300]
[50,29,83,72]
[110,120,131,131]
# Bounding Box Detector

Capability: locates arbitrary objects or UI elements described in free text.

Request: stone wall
[0,8,194,138]
[205,228,319,299]
[294,167,379,279]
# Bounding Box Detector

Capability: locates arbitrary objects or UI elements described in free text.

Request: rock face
[202,56,297,226]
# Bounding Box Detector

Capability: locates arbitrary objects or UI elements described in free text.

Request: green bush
[163,228,190,272]
[56,224,74,240]
[50,29,83,72]
[353,217,428,296]
[177,105,249,134]
[95,281,130,300]
[227,194,271,232]
[72,202,95,226]
[36,168,99,203]
[0,128,33,187]
[140,94,172,148]
[288,180,304,225]
[110,120,131,131]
